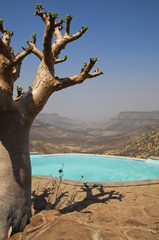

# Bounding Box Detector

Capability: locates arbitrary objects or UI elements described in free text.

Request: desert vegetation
[105,127,159,159]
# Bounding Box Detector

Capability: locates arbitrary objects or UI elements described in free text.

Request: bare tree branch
[87,71,103,78]
[34,4,47,23]
[80,62,87,73]
[26,34,43,60]
[34,5,61,69]
[10,48,32,66]
[52,26,88,58]
[65,15,73,36]
[55,19,65,28]
[81,57,97,75]
[0,37,6,55]
[0,19,5,33]
[55,55,67,64]
[0,19,14,58]
[34,6,88,70]
[17,5,103,118]
[54,27,63,41]
[68,26,88,42]
[28,43,43,60]
[43,17,64,66]
[0,20,13,47]
[55,58,103,91]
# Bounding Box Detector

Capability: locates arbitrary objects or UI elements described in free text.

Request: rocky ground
[8,177,159,240]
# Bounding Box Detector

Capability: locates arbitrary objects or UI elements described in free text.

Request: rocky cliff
[104,111,159,132]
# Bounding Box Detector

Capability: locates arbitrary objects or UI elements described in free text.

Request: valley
[30,111,159,158]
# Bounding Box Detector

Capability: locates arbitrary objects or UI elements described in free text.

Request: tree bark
[0,110,32,239]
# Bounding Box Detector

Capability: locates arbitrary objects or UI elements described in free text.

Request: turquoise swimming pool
[30,154,159,183]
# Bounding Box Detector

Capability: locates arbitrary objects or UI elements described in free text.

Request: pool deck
[10,176,159,239]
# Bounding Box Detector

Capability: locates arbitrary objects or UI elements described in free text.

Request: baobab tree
[0,4,103,239]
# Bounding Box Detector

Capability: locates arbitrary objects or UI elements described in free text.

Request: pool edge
[32,175,159,187]
[35,152,145,161]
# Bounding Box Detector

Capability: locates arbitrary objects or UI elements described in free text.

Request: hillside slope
[105,127,159,158]
[36,113,92,130]
[30,113,159,155]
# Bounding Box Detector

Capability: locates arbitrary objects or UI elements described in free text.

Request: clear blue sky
[1,0,159,121]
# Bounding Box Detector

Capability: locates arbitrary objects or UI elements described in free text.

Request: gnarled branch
[34,4,65,69]
[17,5,103,118]
[33,5,89,70]
[52,26,88,59]
[54,27,63,41]
[0,19,13,47]
[0,38,6,55]
[10,47,32,67]
[55,55,67,64]
[26,34,43,60]
[34,4,47,23]
[55,58,103,91]
[28,43,43,60]
[65,15,73,36]
[0,19,14,58]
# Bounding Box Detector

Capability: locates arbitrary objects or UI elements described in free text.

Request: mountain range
[30,111,159,158]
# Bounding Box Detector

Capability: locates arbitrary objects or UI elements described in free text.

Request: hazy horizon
[1,0,159,121]
[40,109,159,123]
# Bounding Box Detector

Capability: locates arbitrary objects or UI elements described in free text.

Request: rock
[124,229,159,240]
[8,210,118,240]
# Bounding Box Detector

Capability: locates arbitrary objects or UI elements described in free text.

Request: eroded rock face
[7,178,159,240]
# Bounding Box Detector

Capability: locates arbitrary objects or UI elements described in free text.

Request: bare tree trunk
[0,4,103,238]
[0,110,32,238]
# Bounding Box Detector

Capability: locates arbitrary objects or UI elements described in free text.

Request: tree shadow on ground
[31,182,123,215]
[60,183,123,214]
[31,187,68,214]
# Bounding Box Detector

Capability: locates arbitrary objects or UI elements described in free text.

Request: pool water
[31,154,159,182]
